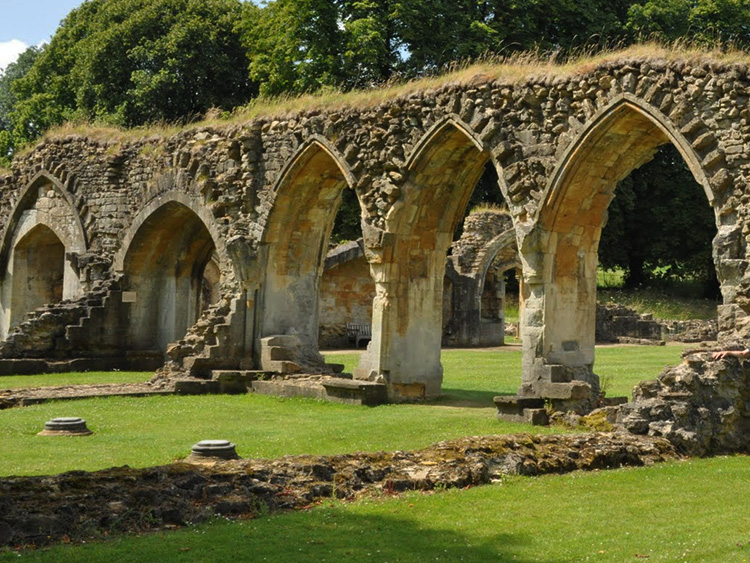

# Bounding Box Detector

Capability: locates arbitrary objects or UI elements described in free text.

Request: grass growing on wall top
[31,42,750,151]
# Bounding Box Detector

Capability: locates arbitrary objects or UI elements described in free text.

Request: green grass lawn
[4,455,749,562]
[0,346,685,478]
[0,371,152,390]
[1,344,727,561]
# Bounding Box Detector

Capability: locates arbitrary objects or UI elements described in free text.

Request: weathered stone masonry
[1,51,750,407]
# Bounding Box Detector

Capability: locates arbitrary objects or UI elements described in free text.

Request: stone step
[207,370,272,394]
[260,335,300,348]
[174,378,219,395]
[321,378,387,406]
[493,395,549,425]
[251,379,327,401]
[183,356,241,378]
[251,376,388,406]
[263,345,291,362]
[263,360,302,374]
[536,381,592,400]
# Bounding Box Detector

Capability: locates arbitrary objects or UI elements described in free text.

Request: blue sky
[0,0,85,71]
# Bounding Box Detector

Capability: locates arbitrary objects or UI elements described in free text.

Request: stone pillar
[518,232,599,410]
[516,268,524,339]
[355,244,447,401]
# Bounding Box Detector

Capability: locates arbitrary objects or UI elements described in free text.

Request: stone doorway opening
[521,99,717,407]
[8,224,65,331]
[258,141,355,370]
[123,201,220,355]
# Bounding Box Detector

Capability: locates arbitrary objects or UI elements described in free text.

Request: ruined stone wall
[319,252,375,348]
[1,50,749,401]
[0,433,674,548]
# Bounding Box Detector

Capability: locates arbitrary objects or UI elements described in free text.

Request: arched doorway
[521,97,715,403]
[258,140,354,367]
[8,224,65,329]
[0,173,86,338]
[123,201,220,354]
[357,119,497,399]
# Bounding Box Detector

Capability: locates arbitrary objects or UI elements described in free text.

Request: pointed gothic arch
[357,118,507,399]
[0,171,87,337]
[120,198,224,354]
[519,94,718,400]
[257,139,357,366]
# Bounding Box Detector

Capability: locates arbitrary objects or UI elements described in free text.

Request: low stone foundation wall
[0,433,674,548]
[618,351,750,457]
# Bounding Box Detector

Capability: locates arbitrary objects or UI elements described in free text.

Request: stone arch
[519,94,718,402]
[477,230,522,345]
[0,170,87,266]
[357,118,502,399]
[445,227,520,347]
[0,171,87,338]
[114,191,229,274]
[257,138,357,365]
[118,196,226,354]
[475,229,520,287]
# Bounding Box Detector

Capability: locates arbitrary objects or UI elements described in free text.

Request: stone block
[536,381,592,400]
[389,383,425,402]
[260,335,300,348]
[174,379,219,395]
[322,378,387,406]
[494,395,545,412]
[183,357,240,378]
[524,408,549,426]
[262,346,290,362]
[547,364,572,383]
[210,370,252,394]
[601,396,628,406]
[251,380,327,400]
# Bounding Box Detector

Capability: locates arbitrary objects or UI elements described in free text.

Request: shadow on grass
[13,506,562,563]
[427,388,514,408]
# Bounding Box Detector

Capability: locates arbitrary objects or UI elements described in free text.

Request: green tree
[0,45,43,165]
[627,0,750,44]
[599,144,718,295]
[242,0,344,96]
[12,0,252,131]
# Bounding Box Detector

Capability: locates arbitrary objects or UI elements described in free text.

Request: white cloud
[0,39,29,73]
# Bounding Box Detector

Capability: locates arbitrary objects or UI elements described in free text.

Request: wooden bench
[346,322,371,348]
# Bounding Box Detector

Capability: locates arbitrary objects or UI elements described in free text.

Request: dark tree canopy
[5,0,252,149]
[0,46,42,164]
[598,144,719,295]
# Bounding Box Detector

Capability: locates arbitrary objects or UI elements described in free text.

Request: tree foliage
[0,46,42,165]
[599,145,719,295]
[627,0,750,44]
[3,0,252,158]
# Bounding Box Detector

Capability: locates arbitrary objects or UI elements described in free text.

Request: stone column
[355,236,448,401]
[518,230,600,408]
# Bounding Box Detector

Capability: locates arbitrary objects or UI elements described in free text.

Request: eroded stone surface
[619,351,750,456]
[0,433,675,548]
[0,51,747,407]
